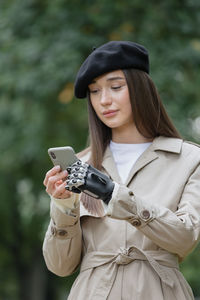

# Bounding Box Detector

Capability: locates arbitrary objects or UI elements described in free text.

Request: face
[88,70,134,131]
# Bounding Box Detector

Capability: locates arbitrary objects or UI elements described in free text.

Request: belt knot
[115,247,133,265]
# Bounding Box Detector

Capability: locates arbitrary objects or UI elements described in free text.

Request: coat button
[57,230,68,237]
[131,219,141,226]
[129,191,134,196]
[141,210,150,220]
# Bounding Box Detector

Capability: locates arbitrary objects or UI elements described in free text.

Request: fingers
[44,166,68,188]
[65,161,88,191]
[44,166,72,198]
[53,181,72,199]
[43,165,61,186]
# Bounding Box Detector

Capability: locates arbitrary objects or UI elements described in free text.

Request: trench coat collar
[152,136,182,153]
[102,136,183,186]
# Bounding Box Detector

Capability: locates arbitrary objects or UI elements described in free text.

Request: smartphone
[48,146,78,171]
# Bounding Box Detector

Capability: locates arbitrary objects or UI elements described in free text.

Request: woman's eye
[112,86,121,90]
[89,89,99,94]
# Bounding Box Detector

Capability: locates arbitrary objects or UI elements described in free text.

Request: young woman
[43,41,200,300]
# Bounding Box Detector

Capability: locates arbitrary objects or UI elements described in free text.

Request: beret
[74,41,149,99]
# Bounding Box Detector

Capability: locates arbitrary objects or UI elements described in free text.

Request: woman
[43,41,200,300]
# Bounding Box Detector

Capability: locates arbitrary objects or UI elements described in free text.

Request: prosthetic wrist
[65,160,114,204]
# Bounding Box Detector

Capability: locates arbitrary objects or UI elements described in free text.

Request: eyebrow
[91,76,125,84]
[107,76,125,82]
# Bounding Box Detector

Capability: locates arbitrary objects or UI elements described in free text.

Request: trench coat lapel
[102,147,122,184]
[124,146,158,186]
[102,136,183,187]
[102,144,158,187]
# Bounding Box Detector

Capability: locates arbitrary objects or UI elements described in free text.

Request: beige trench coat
[43,136,200,300]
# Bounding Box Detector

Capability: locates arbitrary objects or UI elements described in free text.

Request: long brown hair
[80,69,181,216]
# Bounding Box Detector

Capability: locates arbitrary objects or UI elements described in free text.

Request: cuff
[107,184,156,228]
[50,199,79,227]
[49,218,80,240]
[51,193,80,214]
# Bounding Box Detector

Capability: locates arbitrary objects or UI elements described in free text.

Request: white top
[109,141,152,184]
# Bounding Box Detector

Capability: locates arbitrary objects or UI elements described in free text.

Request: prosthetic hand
[65,160,114,204]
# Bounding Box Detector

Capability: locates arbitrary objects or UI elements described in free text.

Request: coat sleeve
[107,163,200,259]
[42,200,82,277]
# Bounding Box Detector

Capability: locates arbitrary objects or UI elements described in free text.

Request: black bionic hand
[65,160,114,204]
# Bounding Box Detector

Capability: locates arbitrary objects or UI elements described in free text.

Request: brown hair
[80,69,181,216]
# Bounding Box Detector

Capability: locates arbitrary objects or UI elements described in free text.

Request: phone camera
[50,152,56,159]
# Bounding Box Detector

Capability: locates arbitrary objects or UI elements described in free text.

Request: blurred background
[0,0,200,299]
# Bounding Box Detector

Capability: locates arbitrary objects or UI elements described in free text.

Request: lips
[103,109,118,116]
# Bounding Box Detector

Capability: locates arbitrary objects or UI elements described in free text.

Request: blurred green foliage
[0,0,200,299]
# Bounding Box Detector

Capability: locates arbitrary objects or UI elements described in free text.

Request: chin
[104,122,120,129]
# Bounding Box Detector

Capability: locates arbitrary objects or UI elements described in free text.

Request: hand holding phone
[44,146,78,199]
[47,145,114,203]
[43,165,72,199]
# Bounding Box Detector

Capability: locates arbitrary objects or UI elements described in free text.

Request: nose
[100,89,112,106]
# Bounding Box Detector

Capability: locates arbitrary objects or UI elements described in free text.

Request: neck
[111,124,153,144]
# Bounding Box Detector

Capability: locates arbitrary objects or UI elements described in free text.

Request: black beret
[74,41,149,99]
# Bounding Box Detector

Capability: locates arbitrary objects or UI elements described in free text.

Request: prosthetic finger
[65,161,88,194]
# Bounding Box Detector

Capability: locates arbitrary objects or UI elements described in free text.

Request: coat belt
[80,246,179,299]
